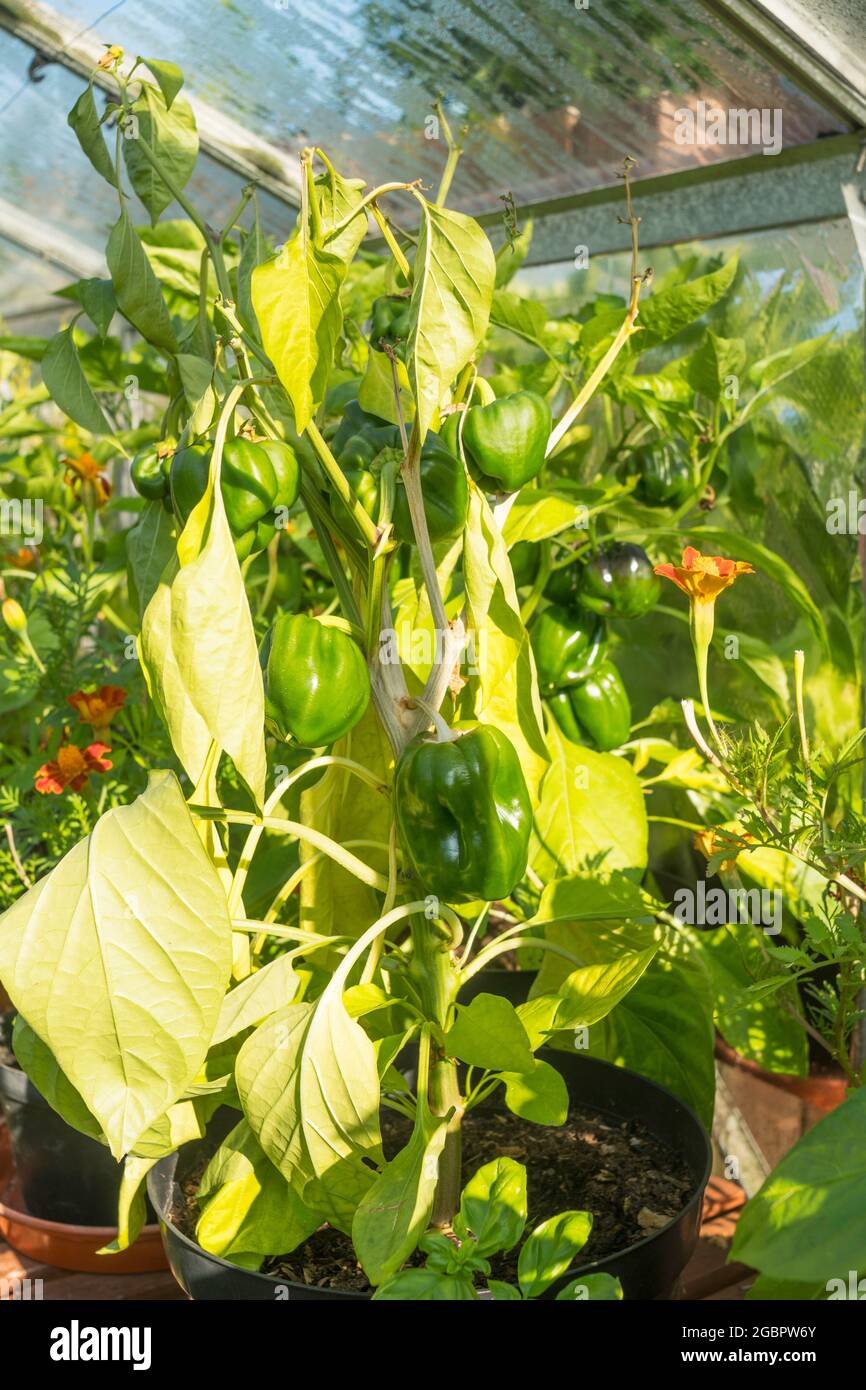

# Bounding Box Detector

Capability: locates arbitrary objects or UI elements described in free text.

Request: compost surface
[175,1101,694,1294]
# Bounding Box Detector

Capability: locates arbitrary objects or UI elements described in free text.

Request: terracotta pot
[0,1126,166,1274]
[714,1034,847,1113]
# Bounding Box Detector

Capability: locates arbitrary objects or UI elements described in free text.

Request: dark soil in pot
[150,1050,711,1301]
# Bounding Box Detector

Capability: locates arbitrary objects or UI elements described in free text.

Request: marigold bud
[2,597,28,633]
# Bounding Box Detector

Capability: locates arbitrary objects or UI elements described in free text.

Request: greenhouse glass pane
[0,29,295,261]
[2,0,848,227]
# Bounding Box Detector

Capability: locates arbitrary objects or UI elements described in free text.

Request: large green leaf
[196,1118,322,1266]
[352,1109,448,1284]
[682,921,807,1076]
[252,233,345,433]
[237,937,383,1224]
[41,327,111,435]
[530,723,648,881]
[407,201,495,440]
[582,925,715,1128]
[107,209,178,356]
[12,1015,103,1141]
[0,771,233,1157]
[122,86,198,224]
[732,1088,866,1282]
[57,277,117,338]
[639,256,738,343]
[140,460,267,807]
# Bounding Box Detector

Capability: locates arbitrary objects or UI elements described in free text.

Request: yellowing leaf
[0,772,232,1157]
[408,202,495,440]
[140,467,266,807]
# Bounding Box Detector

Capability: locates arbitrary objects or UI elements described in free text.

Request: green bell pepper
[633,441,694,507]
[170,437,300,560]
[334,436,468,545]
[394,724,532,903]
[442,390,551,492]
[558,660,632,751]
[130,444,172,501]
[331,400,398,459]
[530,602,607,693]
[368,295,412,358]
[263,613,371,746]
[579,542,660,619]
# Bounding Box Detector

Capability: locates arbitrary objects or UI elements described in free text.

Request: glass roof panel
[0,0,849,233]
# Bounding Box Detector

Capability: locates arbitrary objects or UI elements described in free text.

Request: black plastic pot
[148,1050,711,1302]
[0,1058,123,1226]
[458,966,535,1007]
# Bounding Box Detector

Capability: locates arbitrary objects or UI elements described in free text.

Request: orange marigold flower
[654,546,754,603]
[4,547,37,569]
[67,684,127,730]
[63,452,112,507]
[35,743,112,795]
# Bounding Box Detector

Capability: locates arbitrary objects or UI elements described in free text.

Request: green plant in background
[0,45,861,1303]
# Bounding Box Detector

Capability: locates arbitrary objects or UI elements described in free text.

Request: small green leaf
[373,1268,476,1300]
[518,1210,593,1299]
[501,1060,569,1126]
[40,327,111,435]
[639,255,738,343]
[446,993,534,1073]
[107,209,178,355]
[141,58,184,109]
[494,219,533,288]
[487,1278,523,1299]
[352,1112,449,1285]
[99,1155,156,1254]
[556,1272,623,1300]
[176,352,215,435]
[212,954,299,1044]
[57,278,117,338]
[126,500,176,619]
[455,1157,527,1256]
[67,84,116,186]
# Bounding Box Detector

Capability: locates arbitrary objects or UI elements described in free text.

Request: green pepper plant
[0,50,846,1301]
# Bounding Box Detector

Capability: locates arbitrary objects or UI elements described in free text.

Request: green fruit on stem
[394,724,532,903]
[131,445,171,501]
[579,542,660,619]
[263,613,371,747]
[633,441,694,507]
[548,660,632,752]
[442,390,551,492]
[530,603,607,693]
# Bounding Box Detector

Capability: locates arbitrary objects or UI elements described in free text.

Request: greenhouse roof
[0,0,864,316]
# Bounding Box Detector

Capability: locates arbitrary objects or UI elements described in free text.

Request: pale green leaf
[252,234,345,433]
[530,722,648,881]
[408,201,495,439]
[454,1156,527,1255]
[446,993,534,1074]
[140,465,267,806]
[0,771,233,1157]
[67,84,116,186]
[501,1060,569,1126]
[212,953,299,1044]
[518,1210,593,1298]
